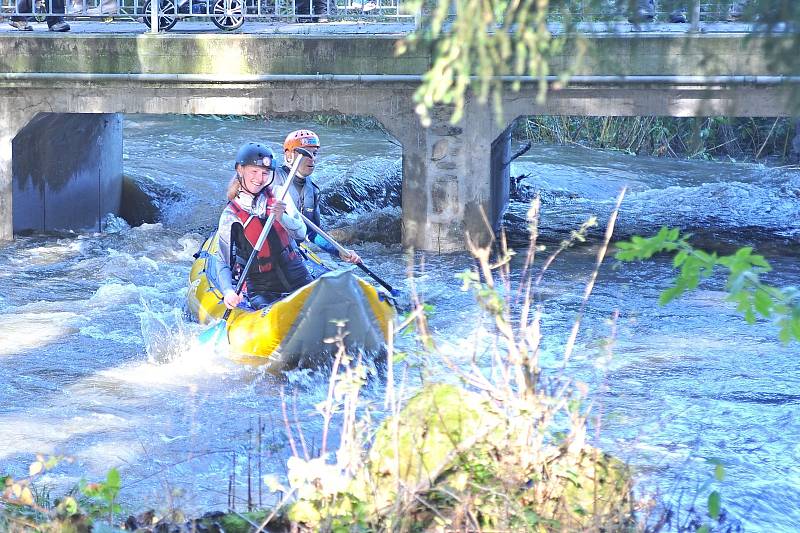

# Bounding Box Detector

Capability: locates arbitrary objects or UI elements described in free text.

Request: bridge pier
[2,110,123,237]
[384,102,504,252]
[0,104,36,241]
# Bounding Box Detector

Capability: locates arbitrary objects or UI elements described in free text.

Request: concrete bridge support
[383,102,505,252]
[3,111,123,236]
[0,104,35,241]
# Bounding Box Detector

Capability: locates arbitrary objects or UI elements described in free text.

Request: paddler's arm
[214,214,243,309]
[278,197,307,241]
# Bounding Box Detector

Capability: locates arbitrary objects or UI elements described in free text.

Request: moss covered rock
[365,383,632,530]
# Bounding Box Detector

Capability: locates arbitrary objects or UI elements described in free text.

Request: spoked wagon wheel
[142,0,179,31]
[212,0,244,30]
[34,0,47,22]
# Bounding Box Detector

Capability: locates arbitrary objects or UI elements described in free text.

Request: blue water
[0,115,798,531]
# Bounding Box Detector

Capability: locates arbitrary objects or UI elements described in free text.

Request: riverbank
[514,115,800,164]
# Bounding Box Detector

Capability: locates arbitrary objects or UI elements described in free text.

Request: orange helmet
[283,129,320,153]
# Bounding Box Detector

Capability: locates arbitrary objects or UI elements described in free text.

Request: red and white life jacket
[227,197,298,273]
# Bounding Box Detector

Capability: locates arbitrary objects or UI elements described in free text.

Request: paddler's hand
[223,290,243,309]
[269,200,287,223]
[340,249,361,264]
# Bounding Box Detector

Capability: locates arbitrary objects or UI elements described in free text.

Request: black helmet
[235,142,276,170]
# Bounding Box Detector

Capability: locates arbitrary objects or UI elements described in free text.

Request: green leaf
[659,286,684,305]
[61,496,79,515]
[754,290,773,317]
[673,250,689,267]
[708,490,721,519]
[391,351,408,364]
[697,526,709,533]
[715,463,725,482]
[106,468,121,491]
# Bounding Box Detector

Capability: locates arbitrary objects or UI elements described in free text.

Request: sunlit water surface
[0,115,798,531]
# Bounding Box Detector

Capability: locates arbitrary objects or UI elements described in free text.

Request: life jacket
[227,197,298,273]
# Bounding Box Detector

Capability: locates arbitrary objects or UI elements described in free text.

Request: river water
[0,115,798,531]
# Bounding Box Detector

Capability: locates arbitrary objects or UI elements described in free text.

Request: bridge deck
[0,19,764,35]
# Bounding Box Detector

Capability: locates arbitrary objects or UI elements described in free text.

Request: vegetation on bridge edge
[399,0,800,128]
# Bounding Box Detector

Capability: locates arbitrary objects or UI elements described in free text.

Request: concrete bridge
[1,22,798,251]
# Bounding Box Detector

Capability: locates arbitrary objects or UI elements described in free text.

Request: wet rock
[121,175,185,227]
[327,206,402,245]
[52,514,92,533]
[503,167,800,246]
[125,509,156,530]
[366,383,631,529]
[320,158,401,215]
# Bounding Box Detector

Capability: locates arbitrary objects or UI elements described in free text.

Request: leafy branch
[397,0,585,126]
[615,227,800,342]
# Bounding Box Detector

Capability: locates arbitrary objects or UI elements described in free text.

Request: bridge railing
[0,0,415,23]
[0,1,748,27]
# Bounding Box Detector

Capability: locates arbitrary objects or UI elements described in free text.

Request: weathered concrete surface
[1,31,796,77]
[0,29,797,250]
[11,113,123,233]
[490,126,512,233]
[0,104,36,241]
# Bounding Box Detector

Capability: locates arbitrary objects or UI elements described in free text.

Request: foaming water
[0,116,798,530]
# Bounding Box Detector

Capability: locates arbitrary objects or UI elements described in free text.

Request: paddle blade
[198,320,228,346]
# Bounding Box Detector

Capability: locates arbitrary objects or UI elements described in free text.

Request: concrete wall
[11,113,123,234]
[490,126,512,234]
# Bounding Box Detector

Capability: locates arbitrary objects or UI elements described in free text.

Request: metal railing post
[150,0,159,33]
[690,0,701,32]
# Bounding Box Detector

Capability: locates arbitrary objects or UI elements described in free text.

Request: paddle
[198,148,312,345]
[297,211,399,297]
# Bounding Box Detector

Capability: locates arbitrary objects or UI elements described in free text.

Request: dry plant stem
[389,360,408,528]
[247,443,253,511]
[320,342,345,456]
[755,117,780,159]
[258,414,263,508]
[291,388,310,460]
[228,453,235,510]
[533,217,594,287]
[562,187,627,366]
[1,495,49,516]
[255,488,297,533]
[389,422,501,520]
[5,514,40,529]
[279,385,299,458]
[517,196,541,312]
[413,493,450,525]
[384,320,395,412]
[339,352,364,469]
[595,309,619,445]
[395,304,425,332]
[230,509,260,529]
[499,229,512,297]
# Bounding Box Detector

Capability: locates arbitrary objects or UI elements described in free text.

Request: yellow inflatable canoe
[187,234,396,369]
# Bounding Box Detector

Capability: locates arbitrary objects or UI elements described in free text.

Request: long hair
[226,173,240,201]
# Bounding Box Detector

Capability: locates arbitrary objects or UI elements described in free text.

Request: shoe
[669,10,687,23]
[87,6,119,15]
[627,12,654,23]
[48,21,71,31]
[9,20,33,30]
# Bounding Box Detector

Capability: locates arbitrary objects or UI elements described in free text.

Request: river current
[0,115,798,531]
